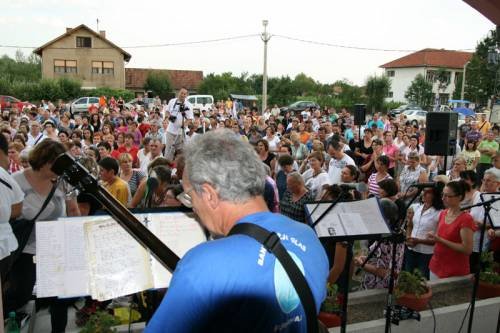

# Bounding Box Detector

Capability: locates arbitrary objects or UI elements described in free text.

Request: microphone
[145,177,159,208]
[338,182,368,192]
[409,182,438,189]
[147,177,159,192]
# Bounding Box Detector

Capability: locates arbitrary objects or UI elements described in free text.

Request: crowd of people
[0,88,499,331]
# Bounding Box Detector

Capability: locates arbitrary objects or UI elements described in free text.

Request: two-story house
[34,24,131,89]
[380,48,473,105]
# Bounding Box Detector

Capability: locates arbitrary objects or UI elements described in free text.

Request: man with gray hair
[146,129,328,332]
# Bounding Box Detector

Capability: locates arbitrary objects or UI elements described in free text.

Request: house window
[426,70,436,82]
[92,61,114,75]
[386,70,395,77]
[454,72,462,85]
[387,91,394,98]
[76,36,92,48]
[54,60,77,73]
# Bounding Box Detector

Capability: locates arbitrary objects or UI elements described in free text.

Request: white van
[187,95,214,112]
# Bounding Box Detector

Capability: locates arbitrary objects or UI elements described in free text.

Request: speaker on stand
[424,112,459,174]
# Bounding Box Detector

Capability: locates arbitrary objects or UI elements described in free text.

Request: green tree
[198,72,254,101]
[365,75,391,113]
[405,74,434,109]
[0,51,41,83]
[462,29,499,105]
[144,71,173,100]
[292,73,317,96]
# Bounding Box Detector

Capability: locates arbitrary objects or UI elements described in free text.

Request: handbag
[9,182,57,259]
[229,222,328,332]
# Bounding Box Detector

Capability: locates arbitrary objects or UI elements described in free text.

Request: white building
[380,48,473,105]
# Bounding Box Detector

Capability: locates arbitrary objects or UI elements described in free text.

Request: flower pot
[318,312,341,328]
[396,287,432,312]
[477,280,500,299]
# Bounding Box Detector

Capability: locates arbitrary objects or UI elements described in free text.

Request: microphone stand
[52,153,180,272]
[356,186,423,274]
[462,195,500,333]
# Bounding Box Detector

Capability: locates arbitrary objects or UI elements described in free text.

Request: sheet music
[308,197,391,237]
[85,219,154,301]
[148,213,207,288]
[36,222,65,298]
[481,193,500,228]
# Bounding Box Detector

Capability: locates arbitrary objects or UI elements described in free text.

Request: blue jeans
[403,247,432,280]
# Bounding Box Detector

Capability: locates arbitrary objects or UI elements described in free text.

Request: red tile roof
[125,68,203,91]
[380,49,473,69]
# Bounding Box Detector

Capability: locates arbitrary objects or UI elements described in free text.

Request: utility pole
[460,61,470,106]
[261,20,271,113]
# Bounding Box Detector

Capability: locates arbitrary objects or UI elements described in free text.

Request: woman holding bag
[6,139,80,332]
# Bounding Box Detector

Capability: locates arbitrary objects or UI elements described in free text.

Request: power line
[0,33,475,53]
[273,34,475,52]
[0,34,260,50]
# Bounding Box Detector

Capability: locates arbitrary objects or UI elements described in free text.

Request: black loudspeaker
[354,104,366,125]
[424,112,458,156]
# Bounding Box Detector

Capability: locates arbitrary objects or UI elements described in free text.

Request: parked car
[187,95,214,112]
[0,95,35,112]
[124,97,157,111]
[389,104,423,118]
[280,101,320,115]
[69,96,100,115]
[403,109,427,126]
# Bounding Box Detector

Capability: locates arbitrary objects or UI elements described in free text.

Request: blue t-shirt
[367,119,384,130]
[146,212,329,333]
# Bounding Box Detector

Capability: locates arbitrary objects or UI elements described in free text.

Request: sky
[0,0,495,86]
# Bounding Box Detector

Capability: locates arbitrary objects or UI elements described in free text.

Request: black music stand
[305,197,395,333]
[463,192,500,333]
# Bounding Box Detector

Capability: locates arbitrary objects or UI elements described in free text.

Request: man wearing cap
[26,121,46,147]
[164,87,194,161]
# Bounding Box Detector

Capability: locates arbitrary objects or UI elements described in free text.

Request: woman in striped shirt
[367,155,392,197]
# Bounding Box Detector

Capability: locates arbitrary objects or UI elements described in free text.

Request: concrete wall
[40,27,126,89]
[331,297,500,333]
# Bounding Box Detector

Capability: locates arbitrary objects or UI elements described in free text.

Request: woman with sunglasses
[427,180,475,280]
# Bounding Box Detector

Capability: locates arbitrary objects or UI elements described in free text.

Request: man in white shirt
[164,88,194,160]
[26,121,46,147]
[327,140,356,184]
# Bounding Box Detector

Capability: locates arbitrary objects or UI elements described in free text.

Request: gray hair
[184,129,266,203]
[287,172,304,186]
[484,168,500,182]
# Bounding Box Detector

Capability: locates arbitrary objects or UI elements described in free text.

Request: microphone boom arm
[52,153,180,272]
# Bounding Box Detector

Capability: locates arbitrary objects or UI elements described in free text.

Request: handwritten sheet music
[85,219,153,301]
[36,213,207,300]
[149,213,207,288]
[36,222,66,298]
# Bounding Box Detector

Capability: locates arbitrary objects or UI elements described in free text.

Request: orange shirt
[299,131,311,144]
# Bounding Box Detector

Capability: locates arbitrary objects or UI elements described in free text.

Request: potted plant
[477,252,500,299]
[318,283,342,328]
[395,269,432,311]
[80,310,121,333]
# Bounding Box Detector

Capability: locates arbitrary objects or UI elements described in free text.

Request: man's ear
[201,183,220,210]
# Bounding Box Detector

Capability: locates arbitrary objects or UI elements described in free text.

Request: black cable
[457,302,472,333]
[428,300,436,333]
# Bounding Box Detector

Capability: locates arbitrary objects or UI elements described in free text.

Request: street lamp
[261,20,271,113]
[460,61,470,106]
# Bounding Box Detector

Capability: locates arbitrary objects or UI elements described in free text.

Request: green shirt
[478,140,499,164]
